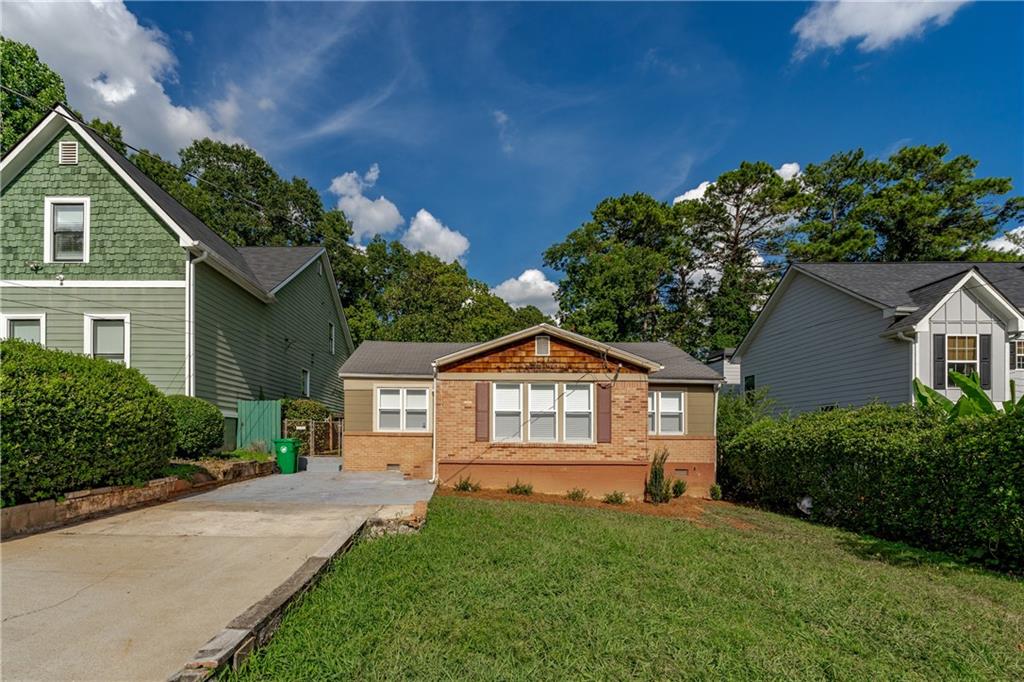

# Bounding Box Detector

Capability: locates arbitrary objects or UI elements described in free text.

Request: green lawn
[230,496,1023,681]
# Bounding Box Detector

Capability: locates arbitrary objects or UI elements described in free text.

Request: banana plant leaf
[912,378,953,410]
[947,370,998,415]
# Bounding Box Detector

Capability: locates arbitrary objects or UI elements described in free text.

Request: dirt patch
[438,487,734,522]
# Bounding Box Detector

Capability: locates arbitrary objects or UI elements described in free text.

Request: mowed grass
[230,496,1024,681]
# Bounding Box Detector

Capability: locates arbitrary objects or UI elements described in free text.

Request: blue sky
[6,2,1023,313]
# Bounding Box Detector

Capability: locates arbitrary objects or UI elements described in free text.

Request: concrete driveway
[1,470,433,682]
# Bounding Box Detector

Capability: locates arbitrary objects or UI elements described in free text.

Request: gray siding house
[1,105,354,446]
[706,348,741,394]
[733,263,1024,413]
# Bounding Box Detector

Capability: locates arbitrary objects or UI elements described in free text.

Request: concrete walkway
[1,470,434,682]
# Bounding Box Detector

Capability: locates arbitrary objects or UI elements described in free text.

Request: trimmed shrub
[0,340,175,506]
[716,389,776,495]
[282,398,332,421]
[166,395,223,458]
[603,491,626,505]
[645,448,672,504]
[709,484,722,501]
[723,403,1023,572]
[671,479,687,498]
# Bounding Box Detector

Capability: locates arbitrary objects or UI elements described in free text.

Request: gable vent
[58,141,78,165]
[535,335,550,356]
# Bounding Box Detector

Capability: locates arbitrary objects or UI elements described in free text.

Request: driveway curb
[167,518,369,681]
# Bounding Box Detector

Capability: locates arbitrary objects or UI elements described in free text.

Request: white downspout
[431,361,438,484]
[187,248,210,397]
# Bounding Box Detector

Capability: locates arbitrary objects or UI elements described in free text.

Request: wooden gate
[237,399,282,452]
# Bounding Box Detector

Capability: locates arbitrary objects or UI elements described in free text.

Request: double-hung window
[1017,341,1024,370]
[648,391,656,434]
[377,388,429,432]
[493,383,522,441]
[45,197,90,263]
[528,383,556,441]
[648,390,685,435]
[947,335,978,377]
[84,314,129,365]
[2,314,45,345]
[563,383,593,441]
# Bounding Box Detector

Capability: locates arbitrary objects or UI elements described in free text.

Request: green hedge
[166,395,223,458]
[282,398,332,421]
[722,404,1023,572]
[0,340,175,506]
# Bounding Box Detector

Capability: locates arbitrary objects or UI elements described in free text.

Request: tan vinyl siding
[649,383,715,436]
[194,255,348,414]
[345,389,373,431]
[0,286,185,394]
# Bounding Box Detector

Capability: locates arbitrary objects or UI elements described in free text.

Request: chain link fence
[283,418,343,457]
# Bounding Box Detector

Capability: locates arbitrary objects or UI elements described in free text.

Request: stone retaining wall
[1,460,275,539]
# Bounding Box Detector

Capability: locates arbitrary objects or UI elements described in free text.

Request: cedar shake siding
[339,325,723,498]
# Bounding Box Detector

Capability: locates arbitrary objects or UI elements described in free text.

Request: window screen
[493,383,522,441]
[564,383,592,441]
[529,383,556,441]
[9,319,41,344]
[92,319,125,363]
[53,203,85,262]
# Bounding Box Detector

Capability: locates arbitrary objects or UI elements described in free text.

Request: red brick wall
[648,436,716,497]
[343,432,432,479]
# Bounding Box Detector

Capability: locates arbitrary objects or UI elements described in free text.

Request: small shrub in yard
[282,398,332,421]
[566,488,588,501]
[166,395,223,458]
[603,491,626,505]
[453,476,480,492]
[671,479,687,498]
[0,340,175,506]
[645,448,672,503]
[507,480,533,496]
[709,484,722,500]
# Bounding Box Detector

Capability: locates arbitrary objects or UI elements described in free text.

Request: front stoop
[299,456,343,473]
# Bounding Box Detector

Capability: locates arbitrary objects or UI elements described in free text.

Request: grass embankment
[230,495,1024,680]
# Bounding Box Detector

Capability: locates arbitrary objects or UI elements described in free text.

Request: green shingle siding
[1,130,184,281]
[194,256,348,415]
[1,287,186,394]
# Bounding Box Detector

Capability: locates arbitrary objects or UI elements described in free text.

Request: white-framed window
[301,369,311,397]
[1016,340,1024,370]
[493,382,523,442]
[648,391,656,434]
[535,335,550,356]
[44,197,90,263]
[1,313,46,345]
[563,383,593,442]
[329,323,336,355]
[947,334,978,377]
[376,387,429,432]
[648,390,685,435]
[83,313,129,365]
[528,383,557,441]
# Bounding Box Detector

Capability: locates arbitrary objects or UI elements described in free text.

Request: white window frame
[562,382,594,443]
[535,335,550,356]
[329,322,336,355]
[301,368,311,397]
[492,382,523,442]
[946,334,979,379]
[527,383,557,442]
[375,387,430,432]
[1,313,46,345]
[83,313,130,366]
[657,390,685,435]
[1016,340,1024,371]
[648,390,656,435]
[44,196,91,264]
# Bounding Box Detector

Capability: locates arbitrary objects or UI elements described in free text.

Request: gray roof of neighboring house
[794,262,1024,310]
[340,339,723,382]
[79,122,319,296]
[706,347,736,363]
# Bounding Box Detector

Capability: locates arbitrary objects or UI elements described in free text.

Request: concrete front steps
[299,456,343,473]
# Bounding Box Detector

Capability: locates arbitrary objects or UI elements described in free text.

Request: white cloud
[673,163,799,204]
[492,109,514,154]
[793,1,969,59]
[986,226,1024,254]
[4,1,241,158]
[491,269,559,316]
[328,164,405,241]
[401,209,470,263]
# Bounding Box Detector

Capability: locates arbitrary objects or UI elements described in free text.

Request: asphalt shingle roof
[340,338,723,381]
[236,247,324,291]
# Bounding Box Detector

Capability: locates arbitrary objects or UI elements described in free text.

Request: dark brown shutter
[475,382,490,441]
[596,382,612,443]
[979,334,992,389]
[933,334,946,389]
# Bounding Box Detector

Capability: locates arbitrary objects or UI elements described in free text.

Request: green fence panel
[237,400,282,452]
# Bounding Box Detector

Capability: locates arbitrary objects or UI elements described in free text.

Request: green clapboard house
[1,105,354,448]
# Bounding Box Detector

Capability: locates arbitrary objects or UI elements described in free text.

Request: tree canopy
[1,37,67,151]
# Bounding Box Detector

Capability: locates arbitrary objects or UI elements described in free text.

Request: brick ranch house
[339,324,724,498]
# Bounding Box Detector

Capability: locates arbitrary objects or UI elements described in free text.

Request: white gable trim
[269,249,325,295]
[913,269,1024,334]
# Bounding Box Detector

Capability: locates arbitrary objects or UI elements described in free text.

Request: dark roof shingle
[237,247,324,291]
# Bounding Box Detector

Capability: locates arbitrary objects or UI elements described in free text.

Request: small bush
[671,479,687,498]
[603,491,626,505]
[453,476,480,492]
[645,448,672,504]
[566,488,588,501]
[709,484,722,501]
[282,398,332,421]
[166,395,223,458]
[0,340,175,506]
[215,449,271,463]
[507,480,533,496]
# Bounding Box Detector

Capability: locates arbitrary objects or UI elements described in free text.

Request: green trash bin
[273,438,299,474]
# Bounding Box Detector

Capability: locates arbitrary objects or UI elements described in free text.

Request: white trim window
[493,383,523,442]
[528,383,556,441]
[535,335,550,356]
[647,391,656,434]
[44,197,90,263]
[329,322,336,355]
[563,383,593,442]
[648,390,685,435]
[1016,340,1024,370]
[301,369,311,397]
[1,313,46,345]
[376,387,429,432]
[83,313,129,365]
[947,335,978,377]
